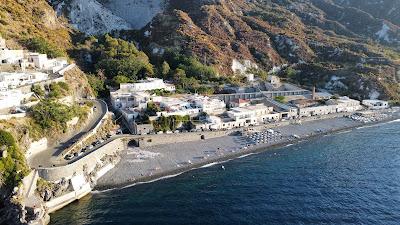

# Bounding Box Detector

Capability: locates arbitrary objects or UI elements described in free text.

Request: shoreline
[94,112,400,192]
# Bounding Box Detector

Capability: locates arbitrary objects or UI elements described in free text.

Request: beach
[96,109,400,191]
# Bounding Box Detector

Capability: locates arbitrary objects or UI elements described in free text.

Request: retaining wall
[38,139,124,182]
[0,112,26,120]
[137,130,230,147]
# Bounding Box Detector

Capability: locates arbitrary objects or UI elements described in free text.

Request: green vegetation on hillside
[47,82,70,99]
[75,35,227,95]
[93,35,154,81]
[29,100,88,133]
[0,130,29,187]
[23,37,65,58]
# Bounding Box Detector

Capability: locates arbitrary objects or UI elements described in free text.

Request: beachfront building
[227,104,276,125]
[293,97,362,117]
[188,95,226,115]
[298,105,337,117]
[327,97,363,113]
[155,97,201,117]
[195,103,281,131]
[362,100,389,110]
[119,78,175,93]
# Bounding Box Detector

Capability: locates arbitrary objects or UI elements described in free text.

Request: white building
[110,91,151,110]
[328,97,362,113]
[297,97,362,117]
[298,105,337,117]
[0,49,25,64]
[27,53,68,72]
[362,100,389,110]
[227,104,275,125]
[0,90,33,111]
[120,78,175,93]
[0,72,48,91]
[188,95,226,115]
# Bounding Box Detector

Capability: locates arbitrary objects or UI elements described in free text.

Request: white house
[0,72,48,91]
[188,95,226,115]
[26,53,68,72]
[0,90,33,111]
[227,104,275,125]
[120,78,175,93]
[27,53,48,69]
[0,49,25,64]
[110,91,151,110]
[362,100,389,110]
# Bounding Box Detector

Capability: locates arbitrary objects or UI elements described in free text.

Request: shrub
[29,100,87,132]
[274,95,286,103]
[24,37,65,58]
[48,82,69,99]
[0,130,29,187]
[87,74,106,97]
[31,84,45,97]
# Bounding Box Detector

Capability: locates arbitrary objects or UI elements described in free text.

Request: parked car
[88,145,94,150]
[65,154,74,160]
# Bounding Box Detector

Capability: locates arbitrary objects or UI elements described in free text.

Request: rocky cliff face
[49,0,167,35]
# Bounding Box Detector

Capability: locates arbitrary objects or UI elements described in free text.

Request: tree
[145,102,161,116]
[31,85,45,97]
[285,67,297,78]
[274,96,286,103]
[87,74,106,97]
[112,75,132,87]
[0,130,29,187]
[94,35,154,81]
[48,82,69,99]
[161,61,171,78]
[24,37,65,58]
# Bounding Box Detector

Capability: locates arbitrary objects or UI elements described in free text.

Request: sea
[50,120,400,225]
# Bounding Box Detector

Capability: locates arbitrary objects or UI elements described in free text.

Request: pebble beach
[96,114,390,190]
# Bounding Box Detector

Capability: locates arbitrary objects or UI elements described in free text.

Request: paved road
[29,100,108,168]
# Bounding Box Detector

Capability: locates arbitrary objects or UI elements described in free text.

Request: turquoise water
[51,121,400,225]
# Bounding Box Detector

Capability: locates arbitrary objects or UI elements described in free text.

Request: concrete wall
[45,183,91,213]
[137,130,230,147]
[0,112,26,120]
[38,139,124,182]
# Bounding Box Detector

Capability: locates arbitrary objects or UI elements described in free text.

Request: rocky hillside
[0,0,73,50]
[48,0,400,100]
